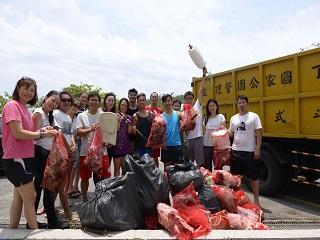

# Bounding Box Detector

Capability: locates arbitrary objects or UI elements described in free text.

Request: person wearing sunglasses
[53,91,75,221]
[2,77,57,229]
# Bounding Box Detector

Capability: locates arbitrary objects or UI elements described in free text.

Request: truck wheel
[258,149,284,196]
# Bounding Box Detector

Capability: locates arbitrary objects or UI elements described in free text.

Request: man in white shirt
[183,69,206,166]
[229,95,262,206]
[77,92,110,202]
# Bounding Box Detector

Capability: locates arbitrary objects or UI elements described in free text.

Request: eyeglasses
[89,99,99,103]
[61,98,72,103]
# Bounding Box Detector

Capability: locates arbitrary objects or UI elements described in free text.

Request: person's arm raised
[197,68,206,105]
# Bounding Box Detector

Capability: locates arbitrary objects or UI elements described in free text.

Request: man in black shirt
[127,88,138,116]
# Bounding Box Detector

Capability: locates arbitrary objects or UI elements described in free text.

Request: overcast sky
[0,0,319,99]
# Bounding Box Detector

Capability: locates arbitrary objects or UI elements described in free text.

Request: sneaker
[48,220,70,229]
[26,221,47,229]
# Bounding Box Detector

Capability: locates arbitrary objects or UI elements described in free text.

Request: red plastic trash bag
[212,185,238,213]
[211,129,230,150]
[83,127,104,175]
[213,148,231,170]
[157,203,194,240]
[209,210,230,230]
[237,206,261,222]
[199,167,212,179]
[212,170,241,189]
[180,104,197,132]
[242,202,264,222]
[251,221,269,230]
[234,190,250,206]
[173,183,211,238]
[226,213,269,230]
[226,213,252,230]
[42,132,71,193]
[146,114,166,149]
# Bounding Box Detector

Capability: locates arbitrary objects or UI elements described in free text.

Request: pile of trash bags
[80,155,268,239]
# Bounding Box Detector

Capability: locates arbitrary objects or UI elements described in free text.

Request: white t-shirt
[229,112,262,152]
[187,99,203,139]
[203,114,226,146]
[76,110,101,156]
[71,116,77,137]
[33,107,53,151]
[53,109,73,146]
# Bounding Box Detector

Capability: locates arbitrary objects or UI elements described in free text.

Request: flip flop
[36,207,45,215]
[70,192,81,198]
[68,191,75,197]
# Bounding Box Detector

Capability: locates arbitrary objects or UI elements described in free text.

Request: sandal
[68,191,75,197]
[36,207,45,215]
[70,191,81,198]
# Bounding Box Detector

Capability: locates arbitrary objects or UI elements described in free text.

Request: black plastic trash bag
[198,184,221,214]
[80,172,144,231]
[122,154,170,214]
[166,161,203,194]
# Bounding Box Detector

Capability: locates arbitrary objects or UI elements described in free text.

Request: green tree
[0,92,11,113]
[63,83,104,98]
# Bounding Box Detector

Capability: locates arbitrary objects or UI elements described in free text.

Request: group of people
[1,75,262,230]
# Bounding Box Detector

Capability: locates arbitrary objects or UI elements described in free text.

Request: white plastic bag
[188,44,206,69]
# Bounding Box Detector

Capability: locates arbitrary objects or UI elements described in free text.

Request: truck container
[192,47,320,195]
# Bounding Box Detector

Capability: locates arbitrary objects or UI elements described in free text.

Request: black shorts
[230,150,259,180]
[3,158,34,187]
[161,146,184,164]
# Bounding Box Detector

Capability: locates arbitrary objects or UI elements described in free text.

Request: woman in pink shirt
[1,77,57,229]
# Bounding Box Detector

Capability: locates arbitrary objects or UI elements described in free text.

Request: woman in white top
[32,90,69,229]
[203,98,225,171]
[53,91,75,221]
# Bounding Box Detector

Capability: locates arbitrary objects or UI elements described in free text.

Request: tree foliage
[0,92,11,113]
[63,83,104,98]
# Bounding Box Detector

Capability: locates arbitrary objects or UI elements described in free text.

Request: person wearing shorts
[229,95,262,206]
[77,92,110,202]
[161,94,183,167]
[112,98,132,176]
[2,77,57,229]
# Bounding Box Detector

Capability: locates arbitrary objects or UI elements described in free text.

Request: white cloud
[0,0,319,100]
